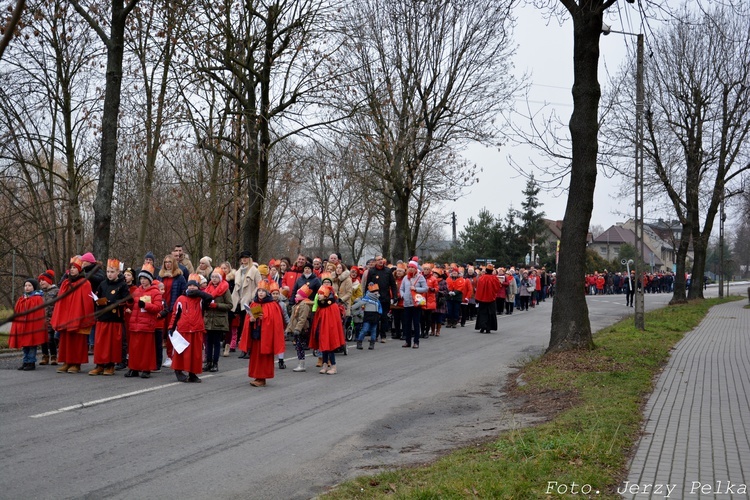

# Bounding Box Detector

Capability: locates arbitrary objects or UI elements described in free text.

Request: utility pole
[634,33,645,330]
[719,189,725,297]
[452,212,457,245]
[603,26,645,329]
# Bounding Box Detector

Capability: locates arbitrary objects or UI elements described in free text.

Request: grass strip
[323,296,742,499]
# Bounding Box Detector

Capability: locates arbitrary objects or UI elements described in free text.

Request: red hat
[407,260,419,269]
[38,269,55,285]
[81,252,96,264]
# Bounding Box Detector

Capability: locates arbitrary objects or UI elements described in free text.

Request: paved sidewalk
[623,299,750,499]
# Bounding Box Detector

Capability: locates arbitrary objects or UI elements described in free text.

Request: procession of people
[8,246,561,385]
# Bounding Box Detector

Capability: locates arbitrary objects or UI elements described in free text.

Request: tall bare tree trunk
[548,1,607,353]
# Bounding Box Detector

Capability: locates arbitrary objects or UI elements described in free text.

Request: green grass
[323,296,743,499]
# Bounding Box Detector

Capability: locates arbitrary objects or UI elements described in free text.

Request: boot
[209,362,218,372]
[316,357,323,367]
[320,363,330,374]
[56,363,70,373]
[88,365,105,376]
[67,364,81,374]
[187,372,201,383]
[175,370,188,382]
[223,344,231,357]
[124,369,139,378]
[356,341,363,350]
[368,340,375,350]
[103,364,116,376]
[293,360,306,372]
[436,324,442,337]
[39,355,50,365]
[50,355,58,365]
[140,371,151,379]
[249,378,266,387]
[278,358,286,369]
[23,363,35,371]
[326,365,337,375]
[18,363,27,370]
[115,362,127,371]
[203,361,210,371]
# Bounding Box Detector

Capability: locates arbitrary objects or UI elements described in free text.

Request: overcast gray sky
[451,3,640,236]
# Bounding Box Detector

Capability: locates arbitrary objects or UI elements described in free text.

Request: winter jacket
[203,281,233,332]
[95,276,130,323]
[128,284,163,332]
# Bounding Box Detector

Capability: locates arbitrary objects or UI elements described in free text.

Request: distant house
[590,224,665,271]
[620,218,693,272]
[540,219,593,265]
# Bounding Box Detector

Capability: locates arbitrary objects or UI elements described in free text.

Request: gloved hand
[209,301,217,309]
[157,309,167,319]
[449,291,455,296]
[138,300,146,308]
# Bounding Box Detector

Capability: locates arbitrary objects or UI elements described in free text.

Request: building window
[600,246,607,255]
[613,247,619,255]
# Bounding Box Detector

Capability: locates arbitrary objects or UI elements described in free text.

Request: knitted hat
[139,264,155,283]
[186,273,201,287]
[25,278,40,291]
[303,260,314,271]
[407,260,419,270]
[258,264,270,276]
[144,251,155,262]
[81,252,96,264]
[200,256,212,266]
[38,269,55,285]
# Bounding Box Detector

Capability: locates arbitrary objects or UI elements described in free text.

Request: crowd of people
[9,245,558,386]
[584,270,676,296]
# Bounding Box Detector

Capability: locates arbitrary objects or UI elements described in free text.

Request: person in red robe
[125,264,163,378]
[245,281,285,387]
[309,285,345,375]
[169,274,213,383]
[51,257,96,374]
[10,278,47,370]
[475,265,502,333]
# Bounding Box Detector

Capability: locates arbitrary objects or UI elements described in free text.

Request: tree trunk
[92,1,134,261]
[548,5,603,353]
[392,192,410,263]
[669,225,691,304]
[689,232,707,299]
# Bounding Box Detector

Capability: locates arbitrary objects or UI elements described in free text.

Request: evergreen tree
[519,175,546,266]
[500,205,525,266]
[454,208,501,264]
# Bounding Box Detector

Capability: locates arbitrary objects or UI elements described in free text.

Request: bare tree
[604,3,750,303]
[338,0,519,262]
[0,0,25,60]
[177,0,339,261]
[545,0,618,353]
[68,0,140,261]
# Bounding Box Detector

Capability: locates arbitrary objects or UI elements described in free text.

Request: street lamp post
[603,25,645,329]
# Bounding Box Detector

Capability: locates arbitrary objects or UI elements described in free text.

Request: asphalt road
[0,286,744,500]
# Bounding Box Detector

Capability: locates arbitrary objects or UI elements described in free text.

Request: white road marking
[30,374,215,418]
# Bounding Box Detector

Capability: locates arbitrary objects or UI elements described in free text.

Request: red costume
[127,283,163,371]
[245,297,286,381]
[169,293,207,374]
[51,275,95,365]
[475,273,501,303]
[9,292,46,348]
[309,295,345,352]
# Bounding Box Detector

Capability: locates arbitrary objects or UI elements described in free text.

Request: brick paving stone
[623,300,750,499]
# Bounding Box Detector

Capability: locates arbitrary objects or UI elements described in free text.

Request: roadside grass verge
[323,296,742,499]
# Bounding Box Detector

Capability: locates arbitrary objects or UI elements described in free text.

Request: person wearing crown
[124,264,163,378]
[309,284,346,374]
[51,257,96,374]
[89,259,131,376]
[245,280,285,387]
